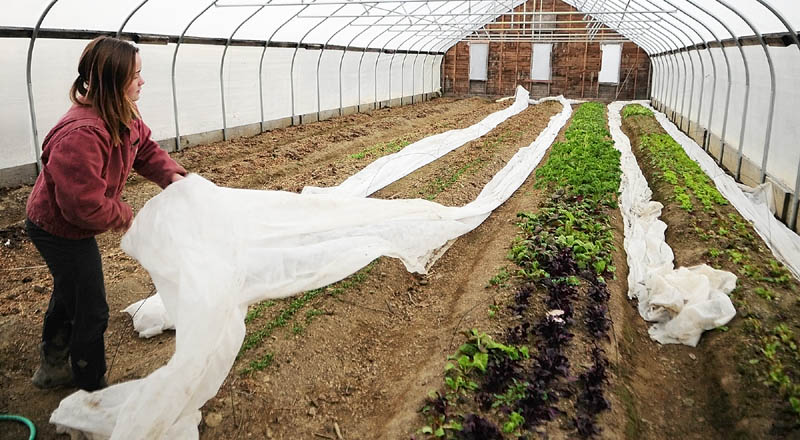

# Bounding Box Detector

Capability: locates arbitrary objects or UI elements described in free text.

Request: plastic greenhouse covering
[2,0,800,438]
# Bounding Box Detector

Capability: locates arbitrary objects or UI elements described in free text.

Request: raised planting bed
[413,102,625,439]
[620,103,800,439]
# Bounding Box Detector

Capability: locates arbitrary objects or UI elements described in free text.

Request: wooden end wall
[441,0,651,101]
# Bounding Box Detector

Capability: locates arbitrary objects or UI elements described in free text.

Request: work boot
[32,343,72,389]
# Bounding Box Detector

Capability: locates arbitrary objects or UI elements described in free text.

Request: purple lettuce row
[456,414,504,440]
[518,379,564,428]
[481,355,524,395]
[424,392,449,418]
[586,282,610,303]
[505,322,531,345]
[574,348,611,438]
[541,247,579,278]
[542,278,579,320]
[534,314,574,350]
[510,283,535,316]
[531,347,571,383]
[585,304,611,340]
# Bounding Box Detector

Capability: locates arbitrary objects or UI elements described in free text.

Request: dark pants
[25,219,108,391]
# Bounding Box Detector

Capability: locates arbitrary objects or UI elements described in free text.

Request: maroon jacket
[26,104,187,239]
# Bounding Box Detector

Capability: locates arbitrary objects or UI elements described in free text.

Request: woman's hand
[170,173,185,183]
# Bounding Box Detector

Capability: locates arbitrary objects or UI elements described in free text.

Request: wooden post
[498,14,504,95]
[453,43,458,94]
[633,46,640,99]
[581,41,589,98]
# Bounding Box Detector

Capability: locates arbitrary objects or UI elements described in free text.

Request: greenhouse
[1,0,799,439]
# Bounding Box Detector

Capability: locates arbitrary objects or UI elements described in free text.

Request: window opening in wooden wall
[598,43,623,84]
[531,43,553,81]
[468,43,489,81]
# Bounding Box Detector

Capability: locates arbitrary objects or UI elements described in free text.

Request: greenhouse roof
[2,1,798,54]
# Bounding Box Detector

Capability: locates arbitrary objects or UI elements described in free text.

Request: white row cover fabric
[608,101,736,347]
[303,85,531,198]
[51,92,573,439]
[124,85,531,339]
[642,101,800,280]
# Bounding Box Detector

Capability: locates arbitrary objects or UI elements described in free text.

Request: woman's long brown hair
[70,36,139,146]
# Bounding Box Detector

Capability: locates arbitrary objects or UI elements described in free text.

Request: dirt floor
[0,95,797,440]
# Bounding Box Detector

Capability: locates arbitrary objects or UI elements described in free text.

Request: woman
[25,36,187,391]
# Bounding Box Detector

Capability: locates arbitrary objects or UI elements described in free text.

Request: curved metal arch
[220,4,267,140]
[754,0,800,228]
[616,17,682,115]
[680,0,748,172]
[314,3,380,120]
[659,0,712,137]
[26,0,59,172]
[680,0,734,159]
[653,55,667,109]
[416,17,465,100]
[358,1,429,109]
[714,0,776,184]
[607,0,695,125]
[408,0,499,101]
[117,0,149,37]
[257,4,310,131]
[666,0,728,153]
[171,1,217,151]
[388,1,465,107]
[337,3,405,115]
[374,1,442,110]
[582,0,676,106]
[418,5,477,96]
[289,1,345,123]
[430,1,515,59]
[576,0,682,112]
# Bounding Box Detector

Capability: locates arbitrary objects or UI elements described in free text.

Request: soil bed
[618,107,800,439]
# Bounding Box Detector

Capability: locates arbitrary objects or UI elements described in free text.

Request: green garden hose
[0,414,36,440]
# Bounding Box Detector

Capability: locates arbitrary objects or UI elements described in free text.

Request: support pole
[26,0,59,172]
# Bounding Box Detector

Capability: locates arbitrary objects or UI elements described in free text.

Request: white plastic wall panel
[665,44,800,190]
[231,6,305,41]
[317,50,344,113]
[135,44,177,142]
[599,43,623,84]
[261,48,293,122]
[174,44,224,137]
[358,52,379,105]
[339,51,363,108]
[38,0,144,32]
[118,0,219,36]
[766,45,800,189]
[411,54,426,96]
[223,46,262,128]
[469,43,488,81]
[29,39,86,149]
[185,5,268,39]
[292,49,323,116]
[402,54,415,97]
[433,55,443,92]
[0,38,35,169]
[385,53,401,100]
[1,0,58,27]
[531,43,552,81]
